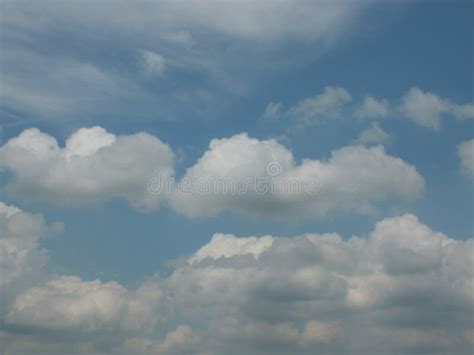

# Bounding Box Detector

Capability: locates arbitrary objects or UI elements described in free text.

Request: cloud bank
[1,203,472,355]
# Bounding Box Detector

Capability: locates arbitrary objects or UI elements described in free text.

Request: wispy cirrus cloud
[0,1,375,123]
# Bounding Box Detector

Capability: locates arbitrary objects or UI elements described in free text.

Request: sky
[0,1,473,354]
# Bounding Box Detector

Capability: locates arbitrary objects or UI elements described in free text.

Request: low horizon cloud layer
[0,202,472,355]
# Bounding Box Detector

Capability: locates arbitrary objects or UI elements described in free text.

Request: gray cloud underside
[0,203,472,355]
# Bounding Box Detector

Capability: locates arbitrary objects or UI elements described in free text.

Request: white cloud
[0,201,21,217]
[0,202,161,354]
[289,86,352,125]
[170,133,424,218]
[355,96,390,119]
[0,204,49,292]
[356,121,391,145]
[262,102,283,120]
[188,233,274,264]
[5,276,160,336]
[0,128,423,219]
[1,203,472,355]
[0,127,174,210]
[458,139,474,177]
[400,87,474,130]
[267,86,472,131]
[151,213,473,355]
[140,50,166,77]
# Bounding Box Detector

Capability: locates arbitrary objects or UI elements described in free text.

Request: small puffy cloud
[0,127,174,210]
[276,86,472,131]
[140,50,166,77]
[170,133,424,218]
[453,103,474,119]
[356,121,391,145]
[355,96,390,119]
[400,87,474,130]
[458,139,474,177]
[289,86,352,125]
[262,101,283,120]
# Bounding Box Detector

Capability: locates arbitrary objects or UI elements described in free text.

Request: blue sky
[0,1,473,354]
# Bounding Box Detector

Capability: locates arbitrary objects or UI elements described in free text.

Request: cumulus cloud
[0,203,50,292]
[400,87,474,130]
[355,96,390,119]
[170,133,424,218]
[268,86,473,132]
[0,128,423,219]
[1,203,472,354]
[458,139,474,177]
[288,86,352,125]
[5,276,160,336]
[0,202,162,354]
[356,121,391,145]
[188,233,274,264]
[151,214,473,355]
[0,127,174,210]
